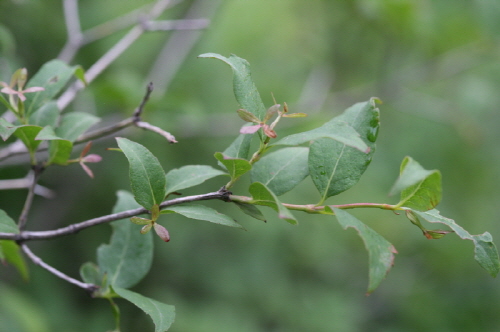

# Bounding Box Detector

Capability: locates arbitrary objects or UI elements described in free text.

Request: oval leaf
[56,112,100,142]
[251,147,309,196]
[332,207,397,294]
[222,132,253,159]
[214,152,252,182]
[24,60,84,115]
[162,204,243,228]
[116,138,166,210]
[392,157,442,211]
[165,165,226,195]
[199,53,266,120]
[97,190,153,289]
[114,287,175,332]
[249,182,297,224]
[309,100,380,204]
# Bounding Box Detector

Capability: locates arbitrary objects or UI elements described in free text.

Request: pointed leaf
[273,118,369,152]
[234,202,267,222]
[214,152,252,182]
[392,157,442,211]
[55,112,100,142]
[413,209,500,277]
[14,125,43,153]
[0,240,29,280]
[249,182,297,224]
[97,191,153,288]
[222,132,253,159]
[35,126,73,165]
[114,287,175,332]
[251,147,309,196]
[0,209,18,233]
[199,53,266,120]
[29,101,59,127]
[331,207,396,294]
[24,60,84,115]
[0,118,18,140]
[309,100,380,203]
[116,138,166,210]
[80,262,102,286]
[165,165,226,195]
[161,204,243,228]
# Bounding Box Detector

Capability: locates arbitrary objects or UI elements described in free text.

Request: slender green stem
[229,194,400,214]
[108,297,121,332]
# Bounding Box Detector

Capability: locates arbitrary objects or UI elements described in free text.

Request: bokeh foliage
[2,0,500,331]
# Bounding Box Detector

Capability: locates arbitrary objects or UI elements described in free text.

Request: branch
[21,244,98,292]
[57,0,84,62]
[57,0,174,110]
[0,174,55,198]
[18,166,44,230]
[0,188,231,241]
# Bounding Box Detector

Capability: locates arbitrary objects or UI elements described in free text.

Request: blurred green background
[2,0,500,331]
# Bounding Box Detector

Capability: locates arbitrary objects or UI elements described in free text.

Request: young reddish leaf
[237,109,260,123]
[153,223,170,242]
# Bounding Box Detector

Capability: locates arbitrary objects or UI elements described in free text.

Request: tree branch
[0,188,231,241]
[21,244,98,292]
[57,0,174,110]
[18,166,44,230]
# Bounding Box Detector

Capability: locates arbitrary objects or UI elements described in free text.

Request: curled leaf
[237,109,260,123]
[140,224,153,234]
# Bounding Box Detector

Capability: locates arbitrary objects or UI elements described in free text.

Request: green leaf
[0,209,18,233]
[249,182,297,224]
[161,204,243,228]
[251,147,309,196]
[273,117,369,153]
[199,53,266,120]
[331,207,397,294]
[80,262,102,286]
[116,138,166,210]
[309,100,380,203]
[392,157,442,211]
[165,165,226,195]
[0,118,18,140]
[223,133,253,159]
[14,125,43,154]
[97,191,153,289]
[234,202,267,222]
[0,241,29,280]
[114,287,175,332]
[55,112,100,142]
[24,60,84,115]
[35,126,73,165]
[214,152,252,182]
[29,101,59,127]
[412,209,500,277]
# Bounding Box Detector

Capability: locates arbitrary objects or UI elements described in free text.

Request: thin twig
[18,166,44,230]
[0,188,231,241]
[57,0,174,110]
[146,0,221,96]
[135,121,177,143]
[58,0,84,62]
[0,174,55,198]
[142,18,209,31]
[21,244,98,292]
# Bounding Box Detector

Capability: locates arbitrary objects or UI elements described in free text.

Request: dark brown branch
[21,244,98,292]
[0,188,231,242]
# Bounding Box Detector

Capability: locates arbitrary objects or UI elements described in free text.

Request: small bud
[140,224,153,234]
[424,229,454,240]
[262,124,277,138]
[237,109,260,123]
[263,104,280,122]
[154,223,170,242]
[130,217,152,225]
